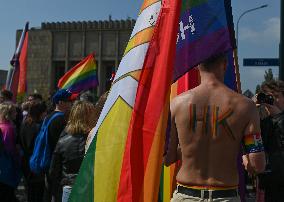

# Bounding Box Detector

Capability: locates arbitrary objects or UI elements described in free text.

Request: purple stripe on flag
[174,27,231,81]
[67,77,99,93]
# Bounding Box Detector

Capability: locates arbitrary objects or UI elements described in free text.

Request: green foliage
[255,68,274,94]
[255,84,261,94]
[264,68,274,82]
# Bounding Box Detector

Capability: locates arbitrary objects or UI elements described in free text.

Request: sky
[0,0,279,93]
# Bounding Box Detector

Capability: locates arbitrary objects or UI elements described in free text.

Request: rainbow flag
[70,0,239,201]
[57,53,98,93]
[69,0,181,201]
[174,0,236,80]
[6,22,29,101]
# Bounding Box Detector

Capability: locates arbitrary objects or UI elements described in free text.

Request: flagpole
[233,49,242,94]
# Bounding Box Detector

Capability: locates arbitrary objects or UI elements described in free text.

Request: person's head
[261,80,284,110]
[0,102,17,122]
[0,90,13,103]
[24,101,47,124]
[79,91,94,103]
[198,53,228,79]
[28,93,43,102]
[65,100,96,135]
[52,89,76,113]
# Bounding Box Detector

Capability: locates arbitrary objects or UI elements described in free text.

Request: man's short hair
[0,90,13,101]
[261,80,284,95]
[199,52,228,70]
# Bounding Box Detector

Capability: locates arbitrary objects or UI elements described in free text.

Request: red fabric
[117,1,182,201]
[177,68,200,95]
[17,32,29,96]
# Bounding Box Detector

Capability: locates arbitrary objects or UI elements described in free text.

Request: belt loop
[201,190,204,200]
[208,190,212,202]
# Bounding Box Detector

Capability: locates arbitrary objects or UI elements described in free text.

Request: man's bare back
[170,82,254,187]
[164,55,266,194]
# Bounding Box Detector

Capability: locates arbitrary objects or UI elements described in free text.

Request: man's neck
[55,106,64,112]
[199,71,224,86]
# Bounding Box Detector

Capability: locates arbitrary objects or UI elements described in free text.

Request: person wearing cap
[43,89,75,202]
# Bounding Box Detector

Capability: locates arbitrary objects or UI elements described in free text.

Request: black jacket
[49,130,87,201]
[260,112,284,181]
[261,112,284,153]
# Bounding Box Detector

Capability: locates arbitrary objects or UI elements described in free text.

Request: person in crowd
[79,91,95,103]
[0,102,20,202]
[0,90,13,103]
[43,89,75,202]
[164,53,266,202]
[27,93,43,102]
[255,80,284,202]
[22,93,44,121]
[49,100,96,202]
[85,91,108,152]
[19,101,47,202]
[0,90,22,137]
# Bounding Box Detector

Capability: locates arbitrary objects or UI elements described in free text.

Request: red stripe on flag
[117,1,182,201]
[57,54,94,88]
[17,32,29,97]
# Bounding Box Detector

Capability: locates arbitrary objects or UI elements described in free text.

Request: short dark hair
[29,93,43,101]
[0,90,13,101]
[199,52,228,70]
[261,80,284,95]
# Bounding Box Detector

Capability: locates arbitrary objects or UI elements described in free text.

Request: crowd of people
[0,89,107,202]
[0,56,284,202]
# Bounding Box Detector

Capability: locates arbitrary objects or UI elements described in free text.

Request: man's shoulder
[47,111,65,126]
[171,91,192,109]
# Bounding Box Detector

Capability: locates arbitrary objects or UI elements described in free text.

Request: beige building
[0,70,8,89]
[17,19,135,97]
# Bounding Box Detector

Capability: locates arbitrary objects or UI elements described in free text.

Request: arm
[242,102,266,174]
[164,101,180,167]
[49,141,62,196]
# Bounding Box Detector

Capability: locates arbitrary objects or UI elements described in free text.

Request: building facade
[0,70,8,89]
[17,19,135,97]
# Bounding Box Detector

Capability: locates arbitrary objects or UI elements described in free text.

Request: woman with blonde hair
[49,100,96,202]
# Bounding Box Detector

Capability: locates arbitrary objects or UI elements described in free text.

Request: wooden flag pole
[233,49,242,94]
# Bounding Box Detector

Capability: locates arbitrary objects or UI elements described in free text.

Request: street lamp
[236,4,268,48]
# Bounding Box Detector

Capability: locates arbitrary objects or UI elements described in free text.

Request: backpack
[29,112,64,174]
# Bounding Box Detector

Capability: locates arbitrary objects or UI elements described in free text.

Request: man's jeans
[171,190,241,202]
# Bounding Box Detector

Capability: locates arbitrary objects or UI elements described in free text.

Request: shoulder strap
[44,112,64,128]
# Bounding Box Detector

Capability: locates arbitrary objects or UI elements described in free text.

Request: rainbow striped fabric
[57,54,98,93]
[70,0,162,202]
[69,0,238,201]
[174,0,235,81]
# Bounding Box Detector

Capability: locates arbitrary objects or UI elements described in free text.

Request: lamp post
[236,4,268,48]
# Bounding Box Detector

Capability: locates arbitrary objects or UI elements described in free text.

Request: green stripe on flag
[158,168,164,202]
[69,134,97,202]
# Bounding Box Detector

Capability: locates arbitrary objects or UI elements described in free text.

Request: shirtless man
[164,53,266,202]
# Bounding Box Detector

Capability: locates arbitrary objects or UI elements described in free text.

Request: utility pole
[280,0,284,80]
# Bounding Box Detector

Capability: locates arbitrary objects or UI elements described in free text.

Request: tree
[255,84,261,94]
[264,68,274,82]
[255,68,275,94]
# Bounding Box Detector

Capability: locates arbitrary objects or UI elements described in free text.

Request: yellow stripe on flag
[124,27,154,56]
[94,97,132,201]
[139,0,161,14]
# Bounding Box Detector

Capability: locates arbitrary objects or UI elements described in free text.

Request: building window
[53,61,65,90]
